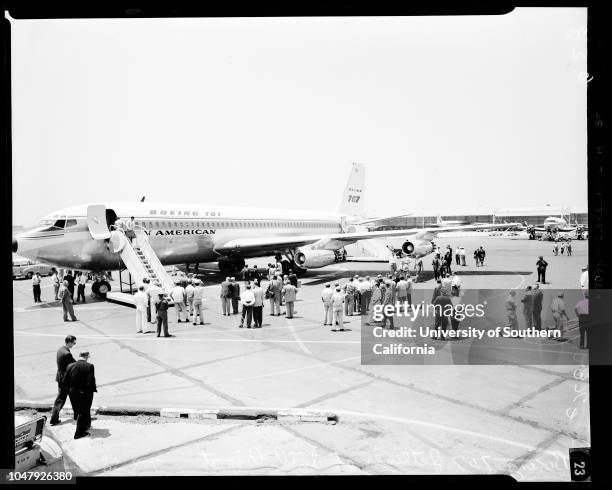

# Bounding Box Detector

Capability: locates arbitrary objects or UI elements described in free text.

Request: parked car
[12,259,54,280]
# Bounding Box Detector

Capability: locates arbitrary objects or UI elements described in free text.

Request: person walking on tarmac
[536,256,548,284]
[60,280,78,322]
[62,351,97,439]
[49,335,77,426]
[432,255,441,281]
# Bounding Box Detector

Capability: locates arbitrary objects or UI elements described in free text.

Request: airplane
[525,216,587,240]
[13,163,520,295]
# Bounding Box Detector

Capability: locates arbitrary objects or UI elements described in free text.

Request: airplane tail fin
[337,163,365,217]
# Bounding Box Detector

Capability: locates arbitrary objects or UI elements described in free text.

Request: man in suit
[282,280,298,319]
[220,277,232,316]
[64,270,75,300]
[62,351,97,439]
[536,256,548,284]
[230,277,240,315]
[532,283,544,330]
[49,335,77,425]
[155,293,174,337]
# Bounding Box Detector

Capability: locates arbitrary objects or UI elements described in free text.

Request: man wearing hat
[536,256,548,284]
[331,286,345,331]
[62,350,97,439]
[321,283,334,326]
[155,293,173,337]
[551,292,569,340]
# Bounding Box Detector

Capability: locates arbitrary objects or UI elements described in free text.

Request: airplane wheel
[92,280,111,298]
[26,272,33,279]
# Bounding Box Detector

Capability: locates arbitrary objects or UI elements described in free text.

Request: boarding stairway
[109,227,175,295]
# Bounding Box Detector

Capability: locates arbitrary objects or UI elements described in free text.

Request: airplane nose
[12,237,18,253]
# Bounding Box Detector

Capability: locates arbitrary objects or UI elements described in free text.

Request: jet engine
[401,240,433,258]
[294,250,337,269]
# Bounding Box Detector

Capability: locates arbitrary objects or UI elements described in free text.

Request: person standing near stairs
[171,280,189,323]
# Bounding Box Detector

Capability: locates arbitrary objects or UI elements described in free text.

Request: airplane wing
[214,222,522,258]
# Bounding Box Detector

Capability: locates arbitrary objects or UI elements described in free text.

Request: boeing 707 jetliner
[13,164,517,293]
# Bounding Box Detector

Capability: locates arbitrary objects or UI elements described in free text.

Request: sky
[10,8,587,226]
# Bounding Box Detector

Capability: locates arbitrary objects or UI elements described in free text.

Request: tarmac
[13,236,590,479]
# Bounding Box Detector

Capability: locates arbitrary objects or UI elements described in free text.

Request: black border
[2,1,609,486]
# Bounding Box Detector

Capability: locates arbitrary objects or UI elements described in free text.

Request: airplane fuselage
[15,202,344,271]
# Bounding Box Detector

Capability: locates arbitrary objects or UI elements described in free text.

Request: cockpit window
[38,218,67,231]
[65,219,77,228]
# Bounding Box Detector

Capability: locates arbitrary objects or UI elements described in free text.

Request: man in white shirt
[580,266,588,290]
[134,286,149,333]
[239,284,256,328]
[171,281,189,322]
[451,272,461,296]
[76,272,88,303]
[331,286,345,332]
[440,273,453,297]
[51,268,61,300]
[252,281,264,328]
[459,247,466,266]
[551,292,570,340]
[185,280,195,320]
[321,284,334,326]
[32,272,42,303]
[359,277,372,315]
[148,282,162,325]
[192,280,205,325]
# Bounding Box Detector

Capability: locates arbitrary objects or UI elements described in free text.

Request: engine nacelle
[294,250,337,269]
[402,240,433,258]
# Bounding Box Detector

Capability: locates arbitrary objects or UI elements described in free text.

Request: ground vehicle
[12,259,54,280]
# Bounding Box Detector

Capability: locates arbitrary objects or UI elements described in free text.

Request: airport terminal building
[370,206,588,229]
